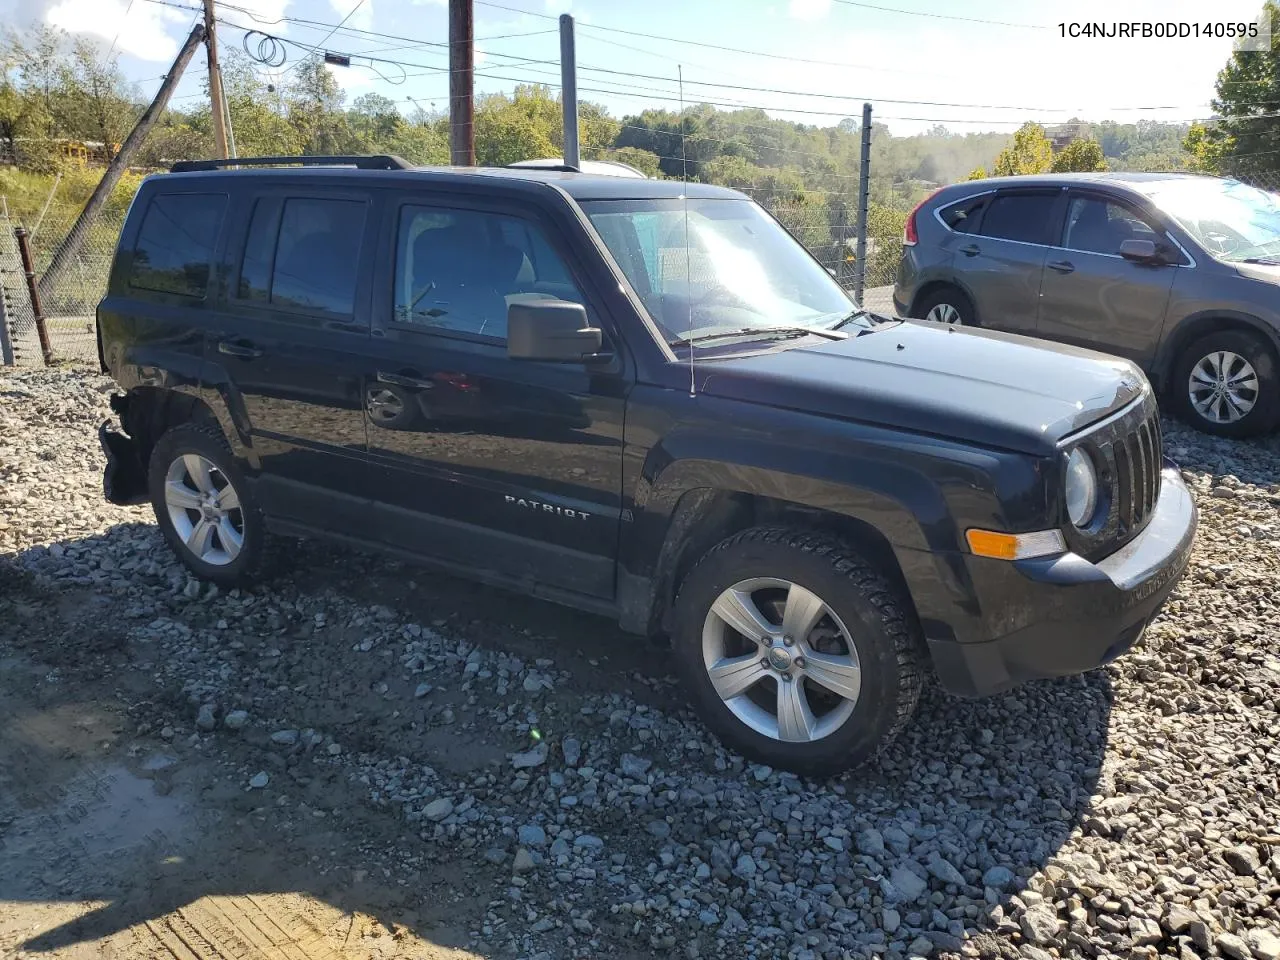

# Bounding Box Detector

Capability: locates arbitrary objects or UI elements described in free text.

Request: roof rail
[169,154,413,173]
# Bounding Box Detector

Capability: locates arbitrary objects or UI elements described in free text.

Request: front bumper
[928,463,1196,697]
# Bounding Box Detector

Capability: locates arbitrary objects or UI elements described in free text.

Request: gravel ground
[4,367,1280,960]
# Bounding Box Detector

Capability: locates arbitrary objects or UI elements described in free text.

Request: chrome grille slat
[1066,398,1163,562]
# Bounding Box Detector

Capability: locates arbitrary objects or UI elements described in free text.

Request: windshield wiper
[1238,257,1280,265]
[829,308,897,330]
[669,325,848,347]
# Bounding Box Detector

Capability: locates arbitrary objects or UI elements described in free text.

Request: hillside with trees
[0,22,1218,291]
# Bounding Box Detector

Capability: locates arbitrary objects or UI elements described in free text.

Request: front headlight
[1065,448,1099,528]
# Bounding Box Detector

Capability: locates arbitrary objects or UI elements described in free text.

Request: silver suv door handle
[1047,260,1075,274]
[959,244,980,257]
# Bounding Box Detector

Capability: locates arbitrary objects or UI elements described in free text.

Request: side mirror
[1119,238,1161,263]
[507,298,603,362]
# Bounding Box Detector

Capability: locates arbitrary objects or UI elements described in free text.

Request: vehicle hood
[698,320,1146,455]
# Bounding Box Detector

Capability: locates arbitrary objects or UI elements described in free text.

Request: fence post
[0,279,14,367]
[14,227,54,366]
[853,102,872,307]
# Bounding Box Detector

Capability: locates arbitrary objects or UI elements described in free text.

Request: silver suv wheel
[1189,350,1258,424]
[925,302,962,325]
[164,453,244,565]
[701,577,861,743]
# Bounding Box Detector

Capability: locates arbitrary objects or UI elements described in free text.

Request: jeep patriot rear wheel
[673,527,924,777]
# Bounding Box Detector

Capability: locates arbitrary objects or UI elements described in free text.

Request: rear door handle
[377,370,434,390]
[1047,260,1075,274]
[218,340,263,359]
[959,244,980,257]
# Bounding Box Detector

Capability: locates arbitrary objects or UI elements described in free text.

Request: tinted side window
[271,199,367,314]
[394,206,584,340]
[981,192,1059,245]
[238,197,282,301]
[1065,195,1160,255]
[939,196,987,234]
[129,193,226,298]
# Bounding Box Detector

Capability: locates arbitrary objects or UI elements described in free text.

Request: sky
[3,0,1273,136]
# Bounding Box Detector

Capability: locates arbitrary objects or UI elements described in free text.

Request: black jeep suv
[97,155,1197,776]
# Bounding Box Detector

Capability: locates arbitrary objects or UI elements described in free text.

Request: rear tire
[913,286,975,327]
[1171,329,1280,438]
[148,421,272,587]
[672,527,924,778]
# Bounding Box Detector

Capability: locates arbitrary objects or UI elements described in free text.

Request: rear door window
[234,196,368,317]
[980,191,1060,245]
[129,193,227,298]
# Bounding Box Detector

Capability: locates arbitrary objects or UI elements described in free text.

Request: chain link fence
[0,205,123,366]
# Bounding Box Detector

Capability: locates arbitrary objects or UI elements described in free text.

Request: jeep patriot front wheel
[673,527,924,777]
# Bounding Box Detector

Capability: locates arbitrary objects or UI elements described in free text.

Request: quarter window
[938,196,987,234]
[129,193,226,298]
[980,192,1060,245]
[1065,196,1160,255]
[393,206,584,340]
[235,197,367,315]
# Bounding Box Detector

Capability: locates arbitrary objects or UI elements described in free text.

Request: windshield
[581,198,861,343]
[1143,178,1280,262]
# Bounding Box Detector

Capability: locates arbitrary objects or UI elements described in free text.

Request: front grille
[1064,397,1163,561]
[1112,412,1162,534]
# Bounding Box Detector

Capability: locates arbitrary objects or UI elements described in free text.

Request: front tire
[1171,329,1280,438]
[672,527,924,778]
[149,421,270,587]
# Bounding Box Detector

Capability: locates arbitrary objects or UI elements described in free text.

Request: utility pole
[448,0,475,165]
[559,14,579,170]
[38,24,206,302]
[853,102,872,307]
[204,0,229,158]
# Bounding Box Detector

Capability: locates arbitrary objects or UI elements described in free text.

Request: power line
[279,0,367,76]
[831,0,1045,29]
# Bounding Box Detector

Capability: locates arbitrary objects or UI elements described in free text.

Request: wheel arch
[909,279,978,323]
[625,486,919,640]
[1155,311,1280,393]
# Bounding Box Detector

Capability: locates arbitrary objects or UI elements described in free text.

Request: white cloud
[44,0,189,61]
[788,0,831,21]
[544,0,572,12]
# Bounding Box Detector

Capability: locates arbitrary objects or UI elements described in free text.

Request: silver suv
[893,172,1280,437]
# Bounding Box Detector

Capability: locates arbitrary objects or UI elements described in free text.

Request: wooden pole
[15,227,54,366]
[204,0,229,159]
[37,24,205,303]
[448,0,474,166]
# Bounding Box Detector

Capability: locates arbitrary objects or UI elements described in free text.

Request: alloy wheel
[163,453,244,566]
[925,302,962,325]
[1189,350,1258,424]
[701,577,861,743]
[366,387,406,424]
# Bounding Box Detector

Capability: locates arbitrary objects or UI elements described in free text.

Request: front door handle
[377,370,434,390]
[1047,260,1075,274]
[959,244,980,257]
[218,340,263,359]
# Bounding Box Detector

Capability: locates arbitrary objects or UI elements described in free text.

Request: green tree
[601,145,662,177]
[1188,1,1279,178]
[966,165,988,180]
[992,123,1052,176]
[1051,137,1107,173]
